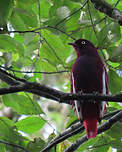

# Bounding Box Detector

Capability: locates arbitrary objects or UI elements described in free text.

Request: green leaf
[107,61,120,68]
[66,108,78,128]
[98,22,121,48]
[0,0,13,26]
[118,62,122,70]
[42,30,70,64]
[57,141,70,152]
[14,33,24,43]
[2,94,44,115]
[49,0,63,17]
[0,117,18,141]
[16,0,38,8]
[11,8,38,30]
[66,10,80,31]
[16,116,46,134]
[39,59,57,72]
[109,102,121,109]
[24,34,40,57]
[27,138,45,152]
[78,138,98,152]
[106,122,122,139]
[10,9,27,31]
[0,35,24,53]
[29,59,42,82]
[109,43,122,62]
[56,6,70,20]
[0,143,5,152]
[40,0,51,18]
[108,69,122,94]
[110,140,122,151]
[3,52,12,67]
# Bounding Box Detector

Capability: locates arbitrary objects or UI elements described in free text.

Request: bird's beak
[68,42,76,47]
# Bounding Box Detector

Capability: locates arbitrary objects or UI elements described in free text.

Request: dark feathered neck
[75,46,99,58]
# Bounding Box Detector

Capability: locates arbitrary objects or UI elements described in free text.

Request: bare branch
[0,67,122,103]
[60,92,122,103]
[0,82,122,103]
[0,68,20,86]
[91,0,122,25]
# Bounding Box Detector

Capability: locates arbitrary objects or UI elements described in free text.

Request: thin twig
[87,1,107,62]
[47,25,75,40]
[0,65,68,74]
[69,17,106,36]
[8,25,75,40]
[55,0,88,27]
[0,140,29,152]
[41,35,66,69]
[113,0,120,8]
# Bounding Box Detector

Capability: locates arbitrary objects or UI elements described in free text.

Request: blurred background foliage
[0,0,122,151]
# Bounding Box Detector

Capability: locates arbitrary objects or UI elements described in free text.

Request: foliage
[0,0,122,151]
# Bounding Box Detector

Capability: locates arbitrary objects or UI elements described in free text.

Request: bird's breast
[72,55,103,93]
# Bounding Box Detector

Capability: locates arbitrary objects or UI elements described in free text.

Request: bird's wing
[99,66,108,118]
[71,72,82,120]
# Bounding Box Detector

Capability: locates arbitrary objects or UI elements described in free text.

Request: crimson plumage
[69,39,109,139]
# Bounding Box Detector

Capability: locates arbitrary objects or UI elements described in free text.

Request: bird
[68,39,109,139]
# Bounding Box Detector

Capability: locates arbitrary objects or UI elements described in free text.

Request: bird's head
[68,39,98,57]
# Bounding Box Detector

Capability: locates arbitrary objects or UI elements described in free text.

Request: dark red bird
[69,39,109,139]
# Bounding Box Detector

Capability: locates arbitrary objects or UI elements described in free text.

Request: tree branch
[41,110,121,152]
[0,82,122,103]
[0,67,122,103]
[41,122,83,152]
[0,69,20,86]
[65,110,122,152]
[90,0,122,25]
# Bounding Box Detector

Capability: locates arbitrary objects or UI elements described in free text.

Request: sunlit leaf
[16,116,46,134]
[106,122,122,139]
[0,0,13,26]
[109,43,122,62]
[108,69,122,94]
[0,35,24,54]
[2,94,44,115]
[98,22,121,48]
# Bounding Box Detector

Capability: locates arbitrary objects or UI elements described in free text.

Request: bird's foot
[78,90,83,95]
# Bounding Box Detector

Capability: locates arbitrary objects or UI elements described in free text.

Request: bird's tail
[83,118,98,139]
[78,103,100,139]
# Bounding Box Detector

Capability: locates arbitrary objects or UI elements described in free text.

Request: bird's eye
[81,41,86,44]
